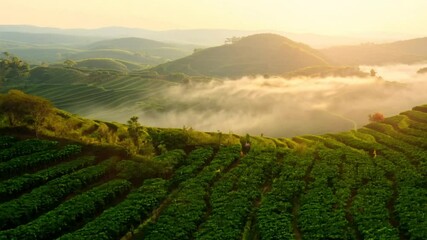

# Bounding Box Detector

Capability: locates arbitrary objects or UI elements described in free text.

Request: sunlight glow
[0,0,426,36]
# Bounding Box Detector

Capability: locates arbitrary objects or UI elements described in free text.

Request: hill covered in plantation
[0,91,425,239]
[73,58,146,72]
[154,33,330,78]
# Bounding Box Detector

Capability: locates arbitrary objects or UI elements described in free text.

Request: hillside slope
[87,37,169,50]
[0,92,426,239]
[321,37,427,65]
[73,58,146,72]
[154,33,330,78]
[87,37,198,60]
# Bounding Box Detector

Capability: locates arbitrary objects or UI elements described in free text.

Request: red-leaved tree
[369,112,384,122]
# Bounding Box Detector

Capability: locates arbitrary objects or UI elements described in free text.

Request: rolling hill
[86,37,198,60]
[74,58,146,72]
[0,91,426,239]
[0,32,197,64]
[321,37,427,65]
[154,33,330,78]
[64,49,163,65]
[87,37,169,51]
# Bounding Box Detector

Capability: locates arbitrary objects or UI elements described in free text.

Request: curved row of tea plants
[0,144,82,179]
[143,145,240,240]
[0,179,132,240]
[0,158,115,230]
[0,155,95,201]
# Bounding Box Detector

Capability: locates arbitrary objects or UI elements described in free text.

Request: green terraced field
[2,72,178,121]
[0,104,426,239]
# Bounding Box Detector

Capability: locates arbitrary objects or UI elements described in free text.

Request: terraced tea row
[3,76,175,119]
[0,104,426,239]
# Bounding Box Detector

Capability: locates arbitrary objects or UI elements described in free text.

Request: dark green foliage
[1,103,427,240]
[0,158,116,230]
[115,149,186,183]
[0,144,81,179]
[195,150,276,240]
[147,128,189,151]
[0,52,29,84]
[170,147,214,186]
[257,152,311,240]
[152,149,186,167]
[0,136,17,150]
[144,146,239,240]
[0,155,95,201]
[127,116,146,153]
[116,160,144,181]
[0,179,131,240]
[59,178,168,240]
[0,139,57,162]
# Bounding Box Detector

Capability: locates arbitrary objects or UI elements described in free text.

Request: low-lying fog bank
[87,63,427,137]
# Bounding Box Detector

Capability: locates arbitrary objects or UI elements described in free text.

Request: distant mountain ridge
[1,24,412,48]
[2,25,427,68]
[321,37,427,65]
[0,31,104,46]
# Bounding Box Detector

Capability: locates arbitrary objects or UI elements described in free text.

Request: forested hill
[154,33,330,78]
[0,90,426,239]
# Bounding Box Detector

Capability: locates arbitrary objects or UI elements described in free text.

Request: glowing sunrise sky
[1,0,426,36]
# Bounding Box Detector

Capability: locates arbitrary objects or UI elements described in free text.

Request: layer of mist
[87,63,427,137]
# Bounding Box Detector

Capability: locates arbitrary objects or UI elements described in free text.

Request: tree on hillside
[63,59,76,68]
[0,52,29,87]
[224,36,242,45]
[127,116,143,153]
[370,69,377,77]
[0,90,53,137]
[369,112,384,122]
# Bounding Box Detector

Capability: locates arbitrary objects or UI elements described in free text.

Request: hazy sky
[1,0,427,35]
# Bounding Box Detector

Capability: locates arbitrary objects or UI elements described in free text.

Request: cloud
[86,63,427,137]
